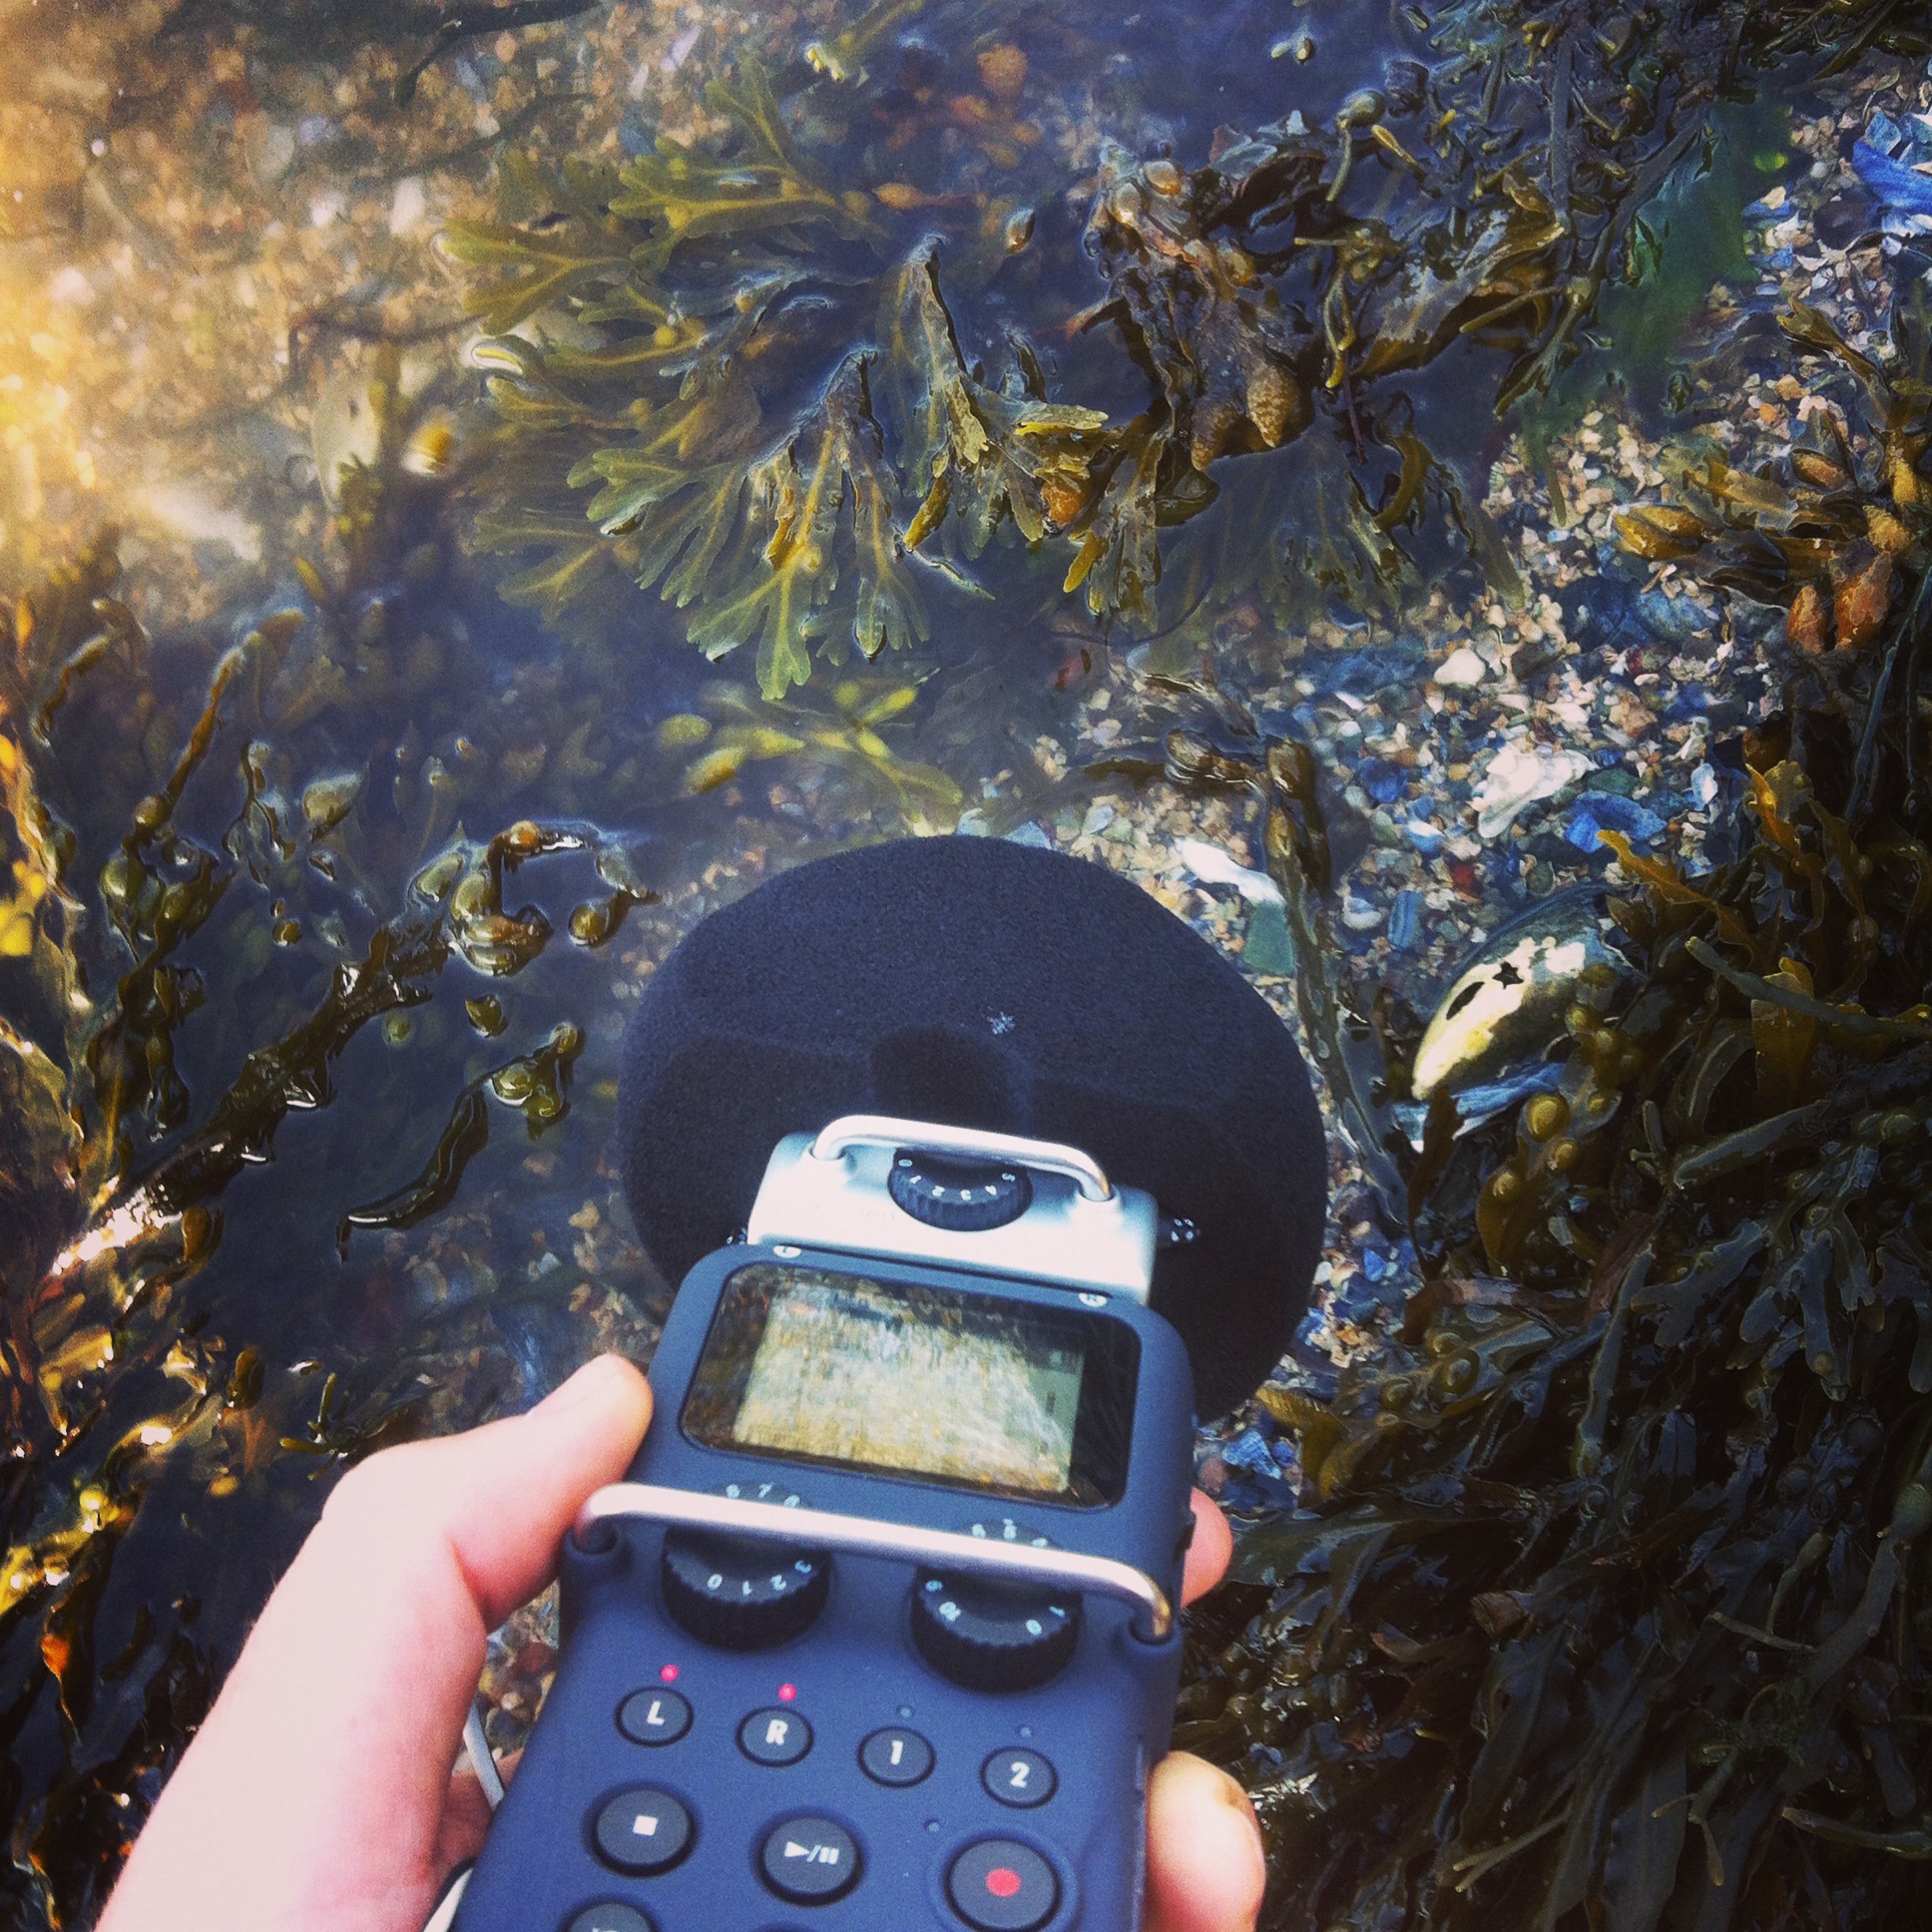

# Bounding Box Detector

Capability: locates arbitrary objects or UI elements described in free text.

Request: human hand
[99,1352,1266,1932]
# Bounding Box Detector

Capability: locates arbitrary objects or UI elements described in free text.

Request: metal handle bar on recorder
[807,1115,1117,1204]
[573,1482,1173,1642]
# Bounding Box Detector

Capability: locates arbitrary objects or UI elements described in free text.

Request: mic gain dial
[910,1568,1081,1691]
[888,1152,1033,1232]
[661,1529,829,1650]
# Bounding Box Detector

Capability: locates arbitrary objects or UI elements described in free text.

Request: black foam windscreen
[616,835,1328,1420]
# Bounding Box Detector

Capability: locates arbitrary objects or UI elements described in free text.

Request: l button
[618,1690,693,1745]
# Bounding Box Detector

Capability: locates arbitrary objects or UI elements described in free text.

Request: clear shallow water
[0,0,1910,1923]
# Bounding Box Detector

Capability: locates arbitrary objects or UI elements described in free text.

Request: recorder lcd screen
[682,1263,1137,1505]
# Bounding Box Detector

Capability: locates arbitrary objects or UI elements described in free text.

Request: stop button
[947,1838,1059,1932]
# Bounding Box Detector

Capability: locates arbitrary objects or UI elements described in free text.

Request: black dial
[910,1569,1080,1691]
[889,1151,1033,1231]
[661,1529,829,1650]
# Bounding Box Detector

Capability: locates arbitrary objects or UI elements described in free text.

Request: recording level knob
[661,1530,830,1650]
[910,1571,1081,1691]
[889,1152,1033,1231]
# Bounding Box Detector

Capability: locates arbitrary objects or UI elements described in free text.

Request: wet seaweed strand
[1161,260,1932,1929]
[452,0,1930,696]
[0,365,686,1920]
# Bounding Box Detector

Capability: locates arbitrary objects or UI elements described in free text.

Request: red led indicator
[986,1869,1022,1899]
[659,1665,680,1683]
[777,1682,797,1702]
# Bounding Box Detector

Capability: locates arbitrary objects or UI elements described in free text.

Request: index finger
[1182,1487,1231,1606]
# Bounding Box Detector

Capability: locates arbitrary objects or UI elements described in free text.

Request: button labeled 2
[982,1748,1055,1808]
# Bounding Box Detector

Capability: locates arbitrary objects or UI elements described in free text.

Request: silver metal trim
[421,1865,471,1932]
[463,1702,504,1810]
[572,1482,1173,1642]
[808,1115,1115,1204]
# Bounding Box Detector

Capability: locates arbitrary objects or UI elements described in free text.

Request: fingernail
[1217,1771,1265,1880]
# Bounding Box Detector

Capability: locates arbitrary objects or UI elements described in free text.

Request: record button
[947,1839,1058,1932]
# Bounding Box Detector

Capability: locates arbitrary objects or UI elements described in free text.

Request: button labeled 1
[860,1726,933,1786]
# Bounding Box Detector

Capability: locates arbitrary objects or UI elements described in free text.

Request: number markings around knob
[660,1530,829,1651]
[911,1571,1082,1691]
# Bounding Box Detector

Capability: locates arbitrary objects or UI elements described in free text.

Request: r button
[739,1706,812,1765]
[947,1839,1059,1932]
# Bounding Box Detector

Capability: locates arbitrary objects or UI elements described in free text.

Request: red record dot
[777,1682,797,1701]
[985,1868,1022,1899]
[659,1664,680,1683]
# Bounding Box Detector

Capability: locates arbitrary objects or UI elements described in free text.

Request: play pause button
[592,1787,693,1874]
[758,1814,861,1903]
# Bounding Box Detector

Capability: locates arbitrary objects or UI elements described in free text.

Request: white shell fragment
[1471,742,1593,839]
[1176,838,1285,905]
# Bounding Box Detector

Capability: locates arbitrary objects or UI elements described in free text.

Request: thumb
[102,1354,651,1932]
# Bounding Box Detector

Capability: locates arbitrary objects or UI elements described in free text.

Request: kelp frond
[677,354,928,699]
[611,57,883,266]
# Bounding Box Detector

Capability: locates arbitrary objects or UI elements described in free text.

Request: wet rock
[1854,108,1932,235]
[1511,635,1562,682]
[1564,790,1668,851]
[1300,641,1430,697]
[1355,756,1405,804]
[1388,888,1422,953]
[1241,900,1294,975]
[1179,837,1283,904]
[1339,886,1383,931]
[1635,586,1717,645]
[1472,742,1593,838]
[1815,190,1876,250]
[1433,646,1486,688]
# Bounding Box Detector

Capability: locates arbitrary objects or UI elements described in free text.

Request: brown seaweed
[455,0,1927,688]
[1167,253,1932,1932]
